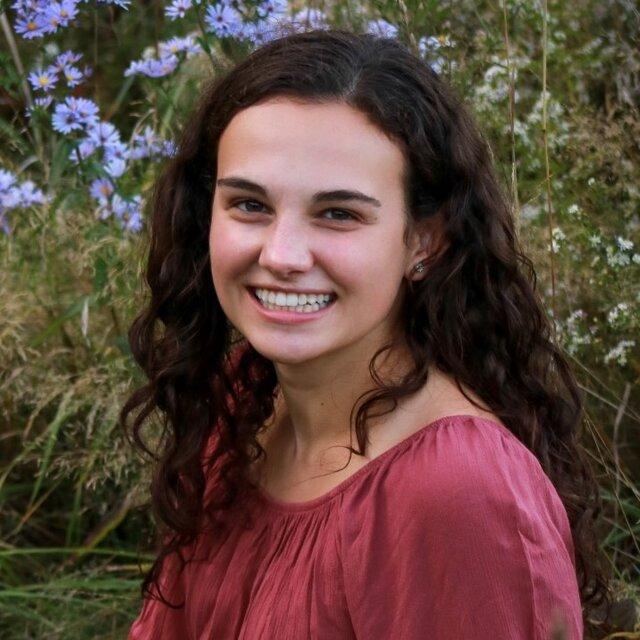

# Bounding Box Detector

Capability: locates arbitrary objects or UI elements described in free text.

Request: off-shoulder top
[128,414,584,639]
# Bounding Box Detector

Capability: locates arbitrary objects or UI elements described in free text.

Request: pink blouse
[128,414,583,639]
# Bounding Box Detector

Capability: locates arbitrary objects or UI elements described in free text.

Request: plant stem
[541,0,558,342]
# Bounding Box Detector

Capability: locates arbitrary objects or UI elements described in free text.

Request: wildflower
[42,0,79,34]
[52,101,83,133]
[125,209,143,232]
[0,168,47,234]
[130,126,163,159]
[124,55,180,78]
[53,49,83,73]
[18,180,47,206]
[69,137,98,163]
[587,233,601,248]
[14,14,48,39]
[165,0,191,20]
[88,121,121,147]
[106,193,143,232]
[52,97,99,134]
[366,19,398,38]
[551,227,566,252]
[159,35,201,57]
[606,245,631,267]
[62,65,84,87]
[0,169,16,192]
[603,340,636,367]
[90,177,115,204]
[256,0,288,23]
[204,2,244,38]
[607,302,629,325]
[567,203,580,216]
[616,236,634,251]
[104,156,126,178]
[28,66,59,92]
[162,140,178,157]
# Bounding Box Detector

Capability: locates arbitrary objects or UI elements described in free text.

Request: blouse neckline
[253,414,508,514]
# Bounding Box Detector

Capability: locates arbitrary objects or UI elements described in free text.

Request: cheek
[209,216,246,299]
[322,234,405,300]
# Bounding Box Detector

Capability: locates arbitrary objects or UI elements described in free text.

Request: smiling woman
[121,27,611,640]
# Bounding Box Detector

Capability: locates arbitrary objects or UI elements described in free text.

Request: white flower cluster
[607,302,630,326]
[562,309,593,356]
[603,340,636,367]
[550,226,567,252]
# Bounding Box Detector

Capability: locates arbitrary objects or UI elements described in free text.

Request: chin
[247,339,332,365]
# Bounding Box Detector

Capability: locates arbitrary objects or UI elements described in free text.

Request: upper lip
[248,285,335,296]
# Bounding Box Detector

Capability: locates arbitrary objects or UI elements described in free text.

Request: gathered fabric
[128,414,583,640]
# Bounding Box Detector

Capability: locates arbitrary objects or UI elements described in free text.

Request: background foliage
[1,0,638,637]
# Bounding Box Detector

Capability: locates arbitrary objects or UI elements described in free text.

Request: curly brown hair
[121,26,613,631]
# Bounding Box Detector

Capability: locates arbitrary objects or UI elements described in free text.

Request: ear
[405,214,447,281]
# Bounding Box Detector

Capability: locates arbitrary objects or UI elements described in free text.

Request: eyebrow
[216,176,382,208]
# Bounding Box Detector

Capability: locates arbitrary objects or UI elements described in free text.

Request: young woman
[123,27,611,639]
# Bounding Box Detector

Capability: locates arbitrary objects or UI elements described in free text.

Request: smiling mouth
[248,287,337,314]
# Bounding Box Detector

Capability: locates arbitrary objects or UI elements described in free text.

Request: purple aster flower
[54,0,79,26]
[124,209,143,232]
[19,180,46,205]
[366,19,398,38]
[104,140,129,165]
[52,97,99,134]
[52,101,83,133]
[34,95,54,108]
[62,65,83,87]
[69,137,98,163]
[87,121,121,147]
[124,54,180,78]
[256,0,288,22]
[104,156,126,178]
[0,169,17,191]
[110,193,129,218]
[161,140,177,157]
[148,55,179,77]
[28,66,59,92]
[130,126,161,159]
[70,97,100,126]
[165,0,191,20]
[204,3,244,38]
[14,14,49,39]
[159,35,201,57]
[53,49,83,73]
[89,177,114,204]
[1,187,21,211]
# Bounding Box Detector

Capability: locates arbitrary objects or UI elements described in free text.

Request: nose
[257,213,314,277]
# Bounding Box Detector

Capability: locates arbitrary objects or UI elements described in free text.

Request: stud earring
[413,261,425,274]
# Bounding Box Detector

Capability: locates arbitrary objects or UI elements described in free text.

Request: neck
[266,334,413,466]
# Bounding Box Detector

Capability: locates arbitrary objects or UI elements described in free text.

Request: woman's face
[210,97,424,365]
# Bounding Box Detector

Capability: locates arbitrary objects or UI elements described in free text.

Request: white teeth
[253,288,334,312]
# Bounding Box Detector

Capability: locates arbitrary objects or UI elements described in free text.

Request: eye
[234,199,266,214]
[322,209,358,222]
[233,199,358,222]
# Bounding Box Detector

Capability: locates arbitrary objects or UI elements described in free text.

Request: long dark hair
[121,26,612,630]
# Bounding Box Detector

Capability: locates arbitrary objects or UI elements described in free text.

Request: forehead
[216,98,406,198]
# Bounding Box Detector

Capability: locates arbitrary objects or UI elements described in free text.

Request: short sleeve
[128,548,190,639]
[340,417,584,640]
